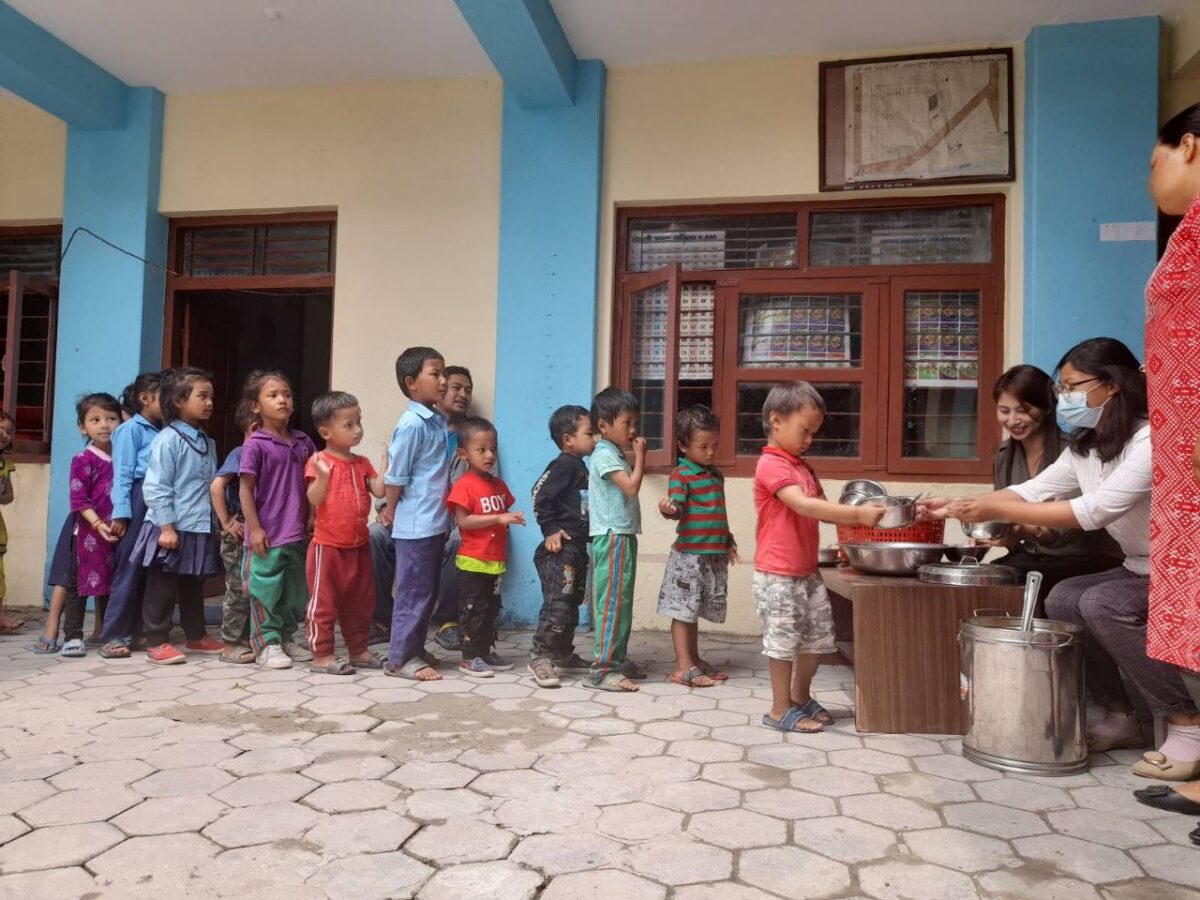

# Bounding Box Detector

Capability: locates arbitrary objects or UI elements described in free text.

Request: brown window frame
[0,225,63,461]
[612,195,1005,481]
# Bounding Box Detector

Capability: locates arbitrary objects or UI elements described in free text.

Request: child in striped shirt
[657,405,737,688]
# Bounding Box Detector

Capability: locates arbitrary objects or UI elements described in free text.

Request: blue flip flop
[761,706,823,733]
[30,637,60,654]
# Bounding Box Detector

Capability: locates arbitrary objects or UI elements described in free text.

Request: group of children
[21,343,885,733]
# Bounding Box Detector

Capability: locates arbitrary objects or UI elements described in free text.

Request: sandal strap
[777,707,808,732]
[681,666,704,685]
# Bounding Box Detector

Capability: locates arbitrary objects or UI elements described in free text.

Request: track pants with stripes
[306,542,373,659]
[588,532,637,684]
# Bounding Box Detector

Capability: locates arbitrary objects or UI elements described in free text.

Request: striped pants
[1046,566,1195,716]
[306,542,373,659]
[589,532,637,684]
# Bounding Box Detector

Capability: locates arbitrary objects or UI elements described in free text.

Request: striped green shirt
[668,458,732,555]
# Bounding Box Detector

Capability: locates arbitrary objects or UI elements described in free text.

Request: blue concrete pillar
[1023,17,1160,370]
[493,61,605,625]
[47,87,168,573]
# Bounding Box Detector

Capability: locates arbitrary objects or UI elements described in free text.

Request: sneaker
[528,658,560,688]
[186,634,224,653]
[258,644,292,669]
[483,652,513,671]
[147,643,186,665]
[434,622,462,651]
[458,657,494,678]
[553,653,590,673]
[283,641,313,662]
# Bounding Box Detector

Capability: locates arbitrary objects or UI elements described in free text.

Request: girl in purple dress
[59,393,122,658]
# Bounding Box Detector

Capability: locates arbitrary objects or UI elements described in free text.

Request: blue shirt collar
[132,413,159,430]
[407,401,442,422]
[170,420,202,439]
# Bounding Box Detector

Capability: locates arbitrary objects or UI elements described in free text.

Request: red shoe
[186,634,224,654]
[147,643,186,665]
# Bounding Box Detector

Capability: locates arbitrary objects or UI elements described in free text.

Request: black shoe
[1133,784,1200,816]
[433,623,462,651]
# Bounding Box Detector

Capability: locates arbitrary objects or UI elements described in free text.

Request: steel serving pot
[918,557,1020,586]
[864,496,918,529]
[840,542,948,576]
[840,479,887,500]
[943,545,984,563]
[962,520,1013,541]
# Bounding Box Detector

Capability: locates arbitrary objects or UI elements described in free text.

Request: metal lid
[918,557,1020,586]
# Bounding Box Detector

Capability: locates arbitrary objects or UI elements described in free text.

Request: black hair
[123,370,166,415]
[993,365,1063,471]
[233,399,258,434]
[1159,103,1200,147]
[444,365,473,386]
[76,392,121,424]
[459,415,496,443]
[675,404,720,447]
[1056,338,1147,464]
[591,387,639,428]
[394,347,444,399]
[160,366,213,424]
[312,390,360,427]
[549,404,590,449]
[241,369,292,409]
[760,381,825,436]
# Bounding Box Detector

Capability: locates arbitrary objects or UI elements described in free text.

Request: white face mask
[1056,383,1107,433]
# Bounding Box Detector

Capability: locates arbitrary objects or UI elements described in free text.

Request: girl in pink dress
[59,393,122,657]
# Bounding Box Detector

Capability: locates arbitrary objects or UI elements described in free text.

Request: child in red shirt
[446,417,525,677]
[304,391,385,675]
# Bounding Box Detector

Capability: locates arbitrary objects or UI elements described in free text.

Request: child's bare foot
[349,651,383,669]
[695,660,728,681]
[0,614,24,633]
[416,665,442,681]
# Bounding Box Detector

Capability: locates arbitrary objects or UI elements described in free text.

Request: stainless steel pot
[959,607,1087,776]
[840,542,947,576]
[918,558,1019,586]
[943,545,983,563]
[817,547,841,567]
[962,520,1012,541]
[864,496,917,529]
[841,479,886,500]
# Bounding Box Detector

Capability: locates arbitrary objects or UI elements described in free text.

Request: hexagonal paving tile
[904,827,1018,873]
[1012,833,1142,883]
[557,773,651,806]
[742,787,837,821]
[975,777,1074,812]
[306,850,433,900]
[858,860,980,900]
[687,808,786,849]
[203,800,321,849]
[827,748,912,775]
[468,769,556,799]
[405,820,517,865]
[301,755,397,784]
[214,772,318,807]
[879,772,975,805]
[841,793,940,830]
[646,780,740,813]
[667,739,744,764]
[942,801,1048,839]
[739,845,851,899]
[0,814,29,845]
[673,886,780,900]
[975,869,1104,900]
[304,809,419,858]
[142,742,242,770]
[0,779,56,815]
[914,754,1004,782]
[789,765,878,797]
[794,814,899,865]
[861,734,944,757]
[596,801,684,842]
[0,822,125,873]
[455,748,539,772]
[700,761,791,791]
[746,743,826,771]
[111,795,228,836]
[540,869,666,900]
[48,759,154,790]
[306,779,400,813]
[1070,785,1167,821]
[0,867,98,898]
[386,760,478,791]
[221,747,317,777]
[402,789,494,822]
[1130,845,1200,889]
[20,787,142,827]
[417,860,543,900]
[133,766,236,798]
[1046,808,1162,849]
[625,837,733,885]
[509,832,623,875]
[494,796,599,834]
[0,753,75,783]
[87,832,221,883]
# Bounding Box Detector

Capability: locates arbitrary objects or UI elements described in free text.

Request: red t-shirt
[305,452,378,549]
[754,446,821,577]
[446,470,515,564]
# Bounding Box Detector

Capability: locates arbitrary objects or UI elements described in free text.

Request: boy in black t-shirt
[528,405,596,687]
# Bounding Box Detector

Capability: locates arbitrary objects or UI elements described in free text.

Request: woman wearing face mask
[1133,103,1200,821]
[925,338,1199,775]
[983,365,1123,609]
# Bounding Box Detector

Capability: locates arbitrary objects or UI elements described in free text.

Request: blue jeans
[387,533,447,669]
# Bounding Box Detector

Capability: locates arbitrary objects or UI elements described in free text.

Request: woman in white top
[927,338,1199,776]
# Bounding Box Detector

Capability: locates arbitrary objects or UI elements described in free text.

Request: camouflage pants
[219,531,250,645]
[752,571,835,659]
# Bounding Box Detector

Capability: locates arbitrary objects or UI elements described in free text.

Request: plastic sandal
[795,698,835,726]
[309,658,357,676]
[583,672,639,693]
[30,637,60,654]
[384,657,438,681]
[220,645,256,665]
[99,640,131,659]
[352,652,384,670]
[60,638,86,658]
[698,663,729,681]
[668,666,715,688]
[761,707,823,733]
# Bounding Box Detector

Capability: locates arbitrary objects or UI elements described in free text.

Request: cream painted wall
[598,49,1024,633]
[0,99,62,608]
[159,79,503,453]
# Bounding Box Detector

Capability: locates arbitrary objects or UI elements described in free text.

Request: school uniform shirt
[239,428,317,547]
[305,452,378,549]
[385,401,451,540]
[667,458,732,555]
[447,470,515,574]
[215,446,243,520]
[1009,423,1151,575]
[753,446,820,578]
[110,414,159,520]
[587,439,641,537]
[143,423,218,533]
[532,453,589,544]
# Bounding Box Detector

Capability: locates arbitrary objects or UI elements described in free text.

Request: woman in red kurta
[1136,103,1200,821]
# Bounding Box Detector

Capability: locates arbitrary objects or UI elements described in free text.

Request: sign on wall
[820,49,1015,191]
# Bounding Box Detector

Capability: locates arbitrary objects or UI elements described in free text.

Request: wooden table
[821,566,1025,735]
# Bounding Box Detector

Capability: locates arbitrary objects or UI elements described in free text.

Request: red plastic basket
[836,519,946,545]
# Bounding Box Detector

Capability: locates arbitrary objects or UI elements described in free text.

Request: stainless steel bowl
[962,520,1012,541]
[840,542,949,576]
[840,491,876,507]
[841,479,887,499]
[864,496,917,529]
[817,547,841,567]
[943,545,983,563]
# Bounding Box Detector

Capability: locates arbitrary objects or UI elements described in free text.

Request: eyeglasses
[1053,377,1102,396]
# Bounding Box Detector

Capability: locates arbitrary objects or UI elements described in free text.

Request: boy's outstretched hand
[544,529,570,553]
[501,511,527,527]
[658,496,679,519]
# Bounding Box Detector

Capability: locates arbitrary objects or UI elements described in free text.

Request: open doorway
[174,290,332,453]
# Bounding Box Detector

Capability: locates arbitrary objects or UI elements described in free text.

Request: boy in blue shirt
[384,346,452,681]
[586,387,646,693]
